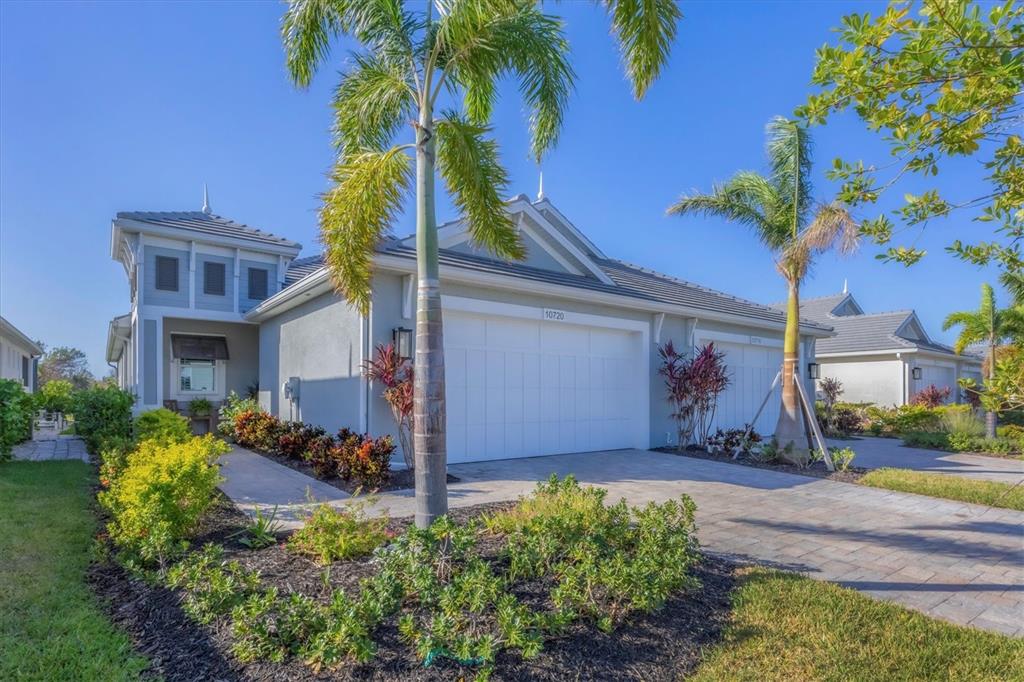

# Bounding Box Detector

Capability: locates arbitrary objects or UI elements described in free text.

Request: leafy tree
[668,117,858,458]
[944,282,1024,436]
[281,0,680,527]
[798,0,1024,276]
[36,379,74,414]
[38,346,93,390]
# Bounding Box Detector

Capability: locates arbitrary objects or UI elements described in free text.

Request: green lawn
[0,461,147,681]
[692,567,1024,681]
[859,468,1024,511]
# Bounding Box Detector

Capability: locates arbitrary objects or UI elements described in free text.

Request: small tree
[819,376,843,434]
[690,343,730,446]
[38,346,94,390]
[658,341,697,450]
[658,341,730,449]
[362,343,414,470]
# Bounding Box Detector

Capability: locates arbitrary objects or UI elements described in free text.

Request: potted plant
[189,398,212,417]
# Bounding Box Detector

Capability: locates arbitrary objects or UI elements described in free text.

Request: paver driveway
[220,446,1024,636]
[828,435,1024,484]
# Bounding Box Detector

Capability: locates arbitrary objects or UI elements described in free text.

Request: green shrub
[866,404,942,435]
[73,385,135,453]
[902,431,950,449]
[188,397,213,417]
[166,544,261,623]
[286,501,388,565]
[134,408,191,445]
[218,391,261,440]
[99,435,228,567]
[97,435,134,486]
[35,379,75,414]
[938,408,984,436]
[487,475,700,631]
[0,379,34,459]
[829,447,856,471]
[277,421,327,460]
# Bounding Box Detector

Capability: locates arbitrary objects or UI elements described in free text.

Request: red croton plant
[362,343,414,470]
[658,341,731,449]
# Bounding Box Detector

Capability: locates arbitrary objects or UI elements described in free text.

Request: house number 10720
[543,308,566,321]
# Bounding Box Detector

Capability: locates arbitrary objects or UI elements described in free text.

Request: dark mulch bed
[652,445,866,483]
[90,496,740,681]
[254,448,460,494]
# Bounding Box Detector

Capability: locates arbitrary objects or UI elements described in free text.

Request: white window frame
[169,333,229,401]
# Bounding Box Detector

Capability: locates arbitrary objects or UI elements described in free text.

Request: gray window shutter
[155,256,179,291]
[248,268,268,300]
[204,261,226,295]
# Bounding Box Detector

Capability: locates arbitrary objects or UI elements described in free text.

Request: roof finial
[842,278,848,295]
[202,184,212,215]
[537,168,545,201]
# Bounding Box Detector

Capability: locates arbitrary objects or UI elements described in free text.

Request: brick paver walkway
[220,447,1024,636]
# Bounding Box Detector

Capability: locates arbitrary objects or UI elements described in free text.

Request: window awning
[171,335,229,361]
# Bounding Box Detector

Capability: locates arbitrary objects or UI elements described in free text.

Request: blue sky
[0,0,1002,375]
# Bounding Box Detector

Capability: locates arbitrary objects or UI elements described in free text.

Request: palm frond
[435,111,525,262]
[942,310,987,354]
[434,1,574,160]
[801,201,859,255]
[282,0,350,88]
[765,116,813,231]
[332,52,416,153]
[1000,269,1024,306]
[320,149,412,312]
[669,171,791,252]
[606,0,682,100]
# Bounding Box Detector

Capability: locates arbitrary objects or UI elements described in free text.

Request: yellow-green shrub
[134,407,191,445]
[99,435,228,567]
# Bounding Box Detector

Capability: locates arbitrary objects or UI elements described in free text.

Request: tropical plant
[362,343,414,470]
[218,391,261,440]
[189,397,213,417]
[336,433,394,490]
[657,341,730,448]
[818,377,843,434]
[910,384,952,408]
[668,117,858,457]
[690,343,730,445]
[282,0,680,528]
[944,283,1024,437]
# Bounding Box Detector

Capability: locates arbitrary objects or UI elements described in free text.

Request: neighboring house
[0,316,42,392]
[109,193,832,464]
[775,290,983,406]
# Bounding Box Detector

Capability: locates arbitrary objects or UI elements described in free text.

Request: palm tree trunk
[986,338,997,439]
[413,102,448,529]
[775,280,806,457]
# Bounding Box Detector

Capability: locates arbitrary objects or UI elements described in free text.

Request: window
[179,359,215,392]
[21,356,29,387]
[155,255,179,291]
[247,267,269,300]
[204,261,226,296]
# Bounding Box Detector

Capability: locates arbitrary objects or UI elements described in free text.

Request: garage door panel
[700,339,782,435]
[446,310,643,463]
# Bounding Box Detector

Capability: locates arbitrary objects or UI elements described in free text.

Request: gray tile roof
[285,246,833,332]
[116,211,301,249]
[775,293,964,357]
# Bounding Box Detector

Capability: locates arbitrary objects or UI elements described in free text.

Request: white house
[777,290,983,406]
[0,316,42,393]
[109,193,832,463]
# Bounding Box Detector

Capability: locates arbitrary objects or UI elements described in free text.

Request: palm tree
[667,117,858,457]
[943,283,1024,438]
[282,0,680,527]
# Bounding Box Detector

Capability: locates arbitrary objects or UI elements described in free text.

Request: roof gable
[427,196,614,285]
[113,211,302,254]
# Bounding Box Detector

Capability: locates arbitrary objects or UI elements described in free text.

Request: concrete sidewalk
[12,435,88,462]
[219,446,1024,636]
[828,435,1024,484]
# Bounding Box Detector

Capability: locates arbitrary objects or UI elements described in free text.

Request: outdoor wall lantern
[393,327,413,361]
[912,367,922,380]
[807,362,820,380]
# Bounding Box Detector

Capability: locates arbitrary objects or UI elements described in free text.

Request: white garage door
[698,338,783,436]
[444,309,646,463]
